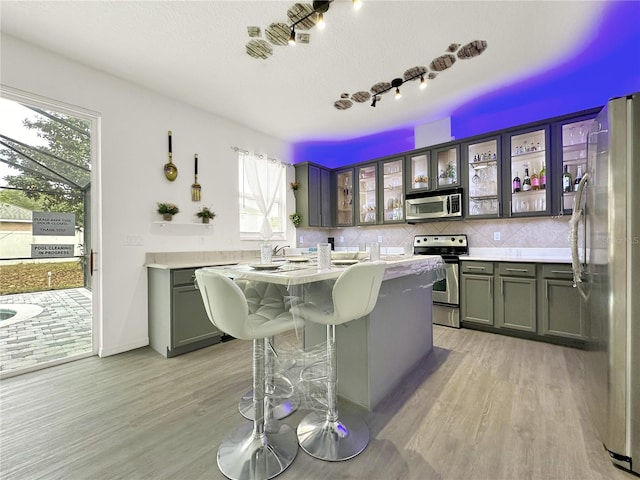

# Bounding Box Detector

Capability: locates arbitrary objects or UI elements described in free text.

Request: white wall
[1,34,295,356]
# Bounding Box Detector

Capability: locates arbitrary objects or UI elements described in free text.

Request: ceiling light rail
[335,40,488,110]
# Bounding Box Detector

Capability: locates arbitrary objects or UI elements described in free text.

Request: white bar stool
[291,261,385,461]
[196,269,300,480]
[236,280,299,421]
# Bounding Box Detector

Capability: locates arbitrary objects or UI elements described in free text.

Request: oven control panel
[413,234,468,256]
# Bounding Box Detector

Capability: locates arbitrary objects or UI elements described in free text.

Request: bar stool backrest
[331,261,385,325]
[195,269,252,340]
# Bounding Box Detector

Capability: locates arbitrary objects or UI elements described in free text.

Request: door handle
[90,249,94,276]
[505,268,528,272]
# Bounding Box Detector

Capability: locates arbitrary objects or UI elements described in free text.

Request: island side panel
[368,273,433,409]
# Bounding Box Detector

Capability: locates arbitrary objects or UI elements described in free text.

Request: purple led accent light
[293,1,640,168]
[293,128,414,169]
[451,0,640,139]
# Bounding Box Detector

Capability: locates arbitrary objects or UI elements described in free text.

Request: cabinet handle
[501,279,504,298]
[505,268,528,272]
[489,279,492,298]
[509,200,512,217]
[467,266,486,270]
[551,270,572,275]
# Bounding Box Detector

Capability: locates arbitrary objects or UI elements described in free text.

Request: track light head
[353,0,363,10]
[419,75,427,89]
[317,12,326,30]
[288,27,296,45]
[371,96,377,107]
[391,78,403,99]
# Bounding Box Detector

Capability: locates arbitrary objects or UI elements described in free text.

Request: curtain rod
[230,146,291,166]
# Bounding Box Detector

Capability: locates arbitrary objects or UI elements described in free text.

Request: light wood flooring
[0,326,636,480]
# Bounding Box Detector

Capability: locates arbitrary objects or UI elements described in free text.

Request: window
[238,151,286,240]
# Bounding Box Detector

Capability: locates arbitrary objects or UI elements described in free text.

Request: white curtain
[242,151,284,240]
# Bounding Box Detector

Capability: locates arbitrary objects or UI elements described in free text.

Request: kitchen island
[207,255,444,411]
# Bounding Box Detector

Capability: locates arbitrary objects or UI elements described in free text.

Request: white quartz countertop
[462,248,571,264]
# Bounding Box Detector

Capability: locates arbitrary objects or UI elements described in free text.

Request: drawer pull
[550,270,572,275]
[505,268,529,272]
[467,266,486,270]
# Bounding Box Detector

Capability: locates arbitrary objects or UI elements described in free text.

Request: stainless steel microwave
[405,188,463,222]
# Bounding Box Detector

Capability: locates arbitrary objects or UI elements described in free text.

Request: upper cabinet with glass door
[434,145,460,189]
[406,150,431,192]
[557,116,595,214]
[356,163,378,225]
[465,136,500,218]
[335,168,354,227]
[506,126,550,216]
[380,157,404,223]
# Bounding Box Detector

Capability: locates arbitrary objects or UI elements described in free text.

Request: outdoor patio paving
[0,288,92,376]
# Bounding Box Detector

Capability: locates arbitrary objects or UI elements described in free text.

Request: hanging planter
[289,213,302,227]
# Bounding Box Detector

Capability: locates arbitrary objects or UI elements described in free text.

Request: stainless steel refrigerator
[570,92,639,474]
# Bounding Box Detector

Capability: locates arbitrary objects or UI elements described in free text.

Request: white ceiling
[0,1,608,143]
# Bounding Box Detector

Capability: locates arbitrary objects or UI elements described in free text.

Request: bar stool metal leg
[217,338,298,480]
[296,325,370,462]
[239,337,298,421]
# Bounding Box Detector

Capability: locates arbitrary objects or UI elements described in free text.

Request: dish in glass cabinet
[332,259,359,265]
[249,263,282,270]
[286,257,310,263]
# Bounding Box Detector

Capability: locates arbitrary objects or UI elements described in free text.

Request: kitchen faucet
[272,245,290,256]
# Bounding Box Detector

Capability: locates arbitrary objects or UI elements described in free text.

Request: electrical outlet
[339,236,344,243]
[125,234,143,246]
[377,235,383,243]
[299,235,304,243]
[493,231,501,241]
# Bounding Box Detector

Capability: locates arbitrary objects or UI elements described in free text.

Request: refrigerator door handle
[570,173,590,300]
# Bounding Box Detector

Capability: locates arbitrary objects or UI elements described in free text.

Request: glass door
[406,150,431,192]
[507,126,549,216]
[435,145,460,189]
[380,157,404,223]
[356,163,377,225]
[466,137,500,217]
[335,168,354,226]
[559,117,594,213]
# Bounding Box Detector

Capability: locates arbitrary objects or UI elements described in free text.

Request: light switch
[493,232,501,241]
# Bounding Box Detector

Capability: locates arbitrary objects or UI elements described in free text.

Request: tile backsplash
[296,216,572,250]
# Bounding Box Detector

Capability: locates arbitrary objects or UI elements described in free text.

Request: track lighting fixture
[334,40,488,110]
[392,78,403,99]
[316,12,326,30]
[288,27,296,45]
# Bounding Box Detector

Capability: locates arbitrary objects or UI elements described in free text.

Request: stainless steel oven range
[413,234,468,328]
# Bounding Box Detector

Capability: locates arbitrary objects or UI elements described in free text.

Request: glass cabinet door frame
[334,167,355,227]
[355,162,379,226]
[432,144,461,190]
[501,124,551,218]
[405,148,432,193]
[551,111,598,215]
[379,156,405,224]
[462,134,502,219]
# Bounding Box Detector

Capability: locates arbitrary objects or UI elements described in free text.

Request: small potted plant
[157,202,179,221]
[290,180,300,192]
[196,206,216,224]
[413,175,428,189]
[439,164,456,185]
[289,213,302,227]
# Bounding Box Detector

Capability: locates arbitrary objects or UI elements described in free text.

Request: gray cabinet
[539,264,584,340]
[496,263,536,333]
[461,260,584,347]
[148,267,222,358]
[461,261,494,326]
[294,162,333,227]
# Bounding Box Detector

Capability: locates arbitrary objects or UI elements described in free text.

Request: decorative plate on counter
[332,259,359,266]
[287,257,310,263]
[249,263,282,270]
